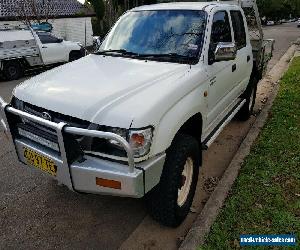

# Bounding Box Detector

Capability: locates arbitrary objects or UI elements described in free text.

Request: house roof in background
[0,0,95,21]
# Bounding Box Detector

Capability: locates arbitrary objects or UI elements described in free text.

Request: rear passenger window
[230,10,247,49]
[210,11,232,46]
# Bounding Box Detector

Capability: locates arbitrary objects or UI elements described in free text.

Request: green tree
[86,0,105,20]
[85,0,105,36]
[257,0,300,19]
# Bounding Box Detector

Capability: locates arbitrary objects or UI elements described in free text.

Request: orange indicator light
[131,133,145,146]
[96,177,121,190]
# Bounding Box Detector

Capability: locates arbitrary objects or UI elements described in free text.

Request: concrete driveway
[0,22,299,250]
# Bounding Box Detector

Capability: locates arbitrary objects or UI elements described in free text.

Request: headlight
[106,127,153,157]
[129,127,153,157]
[89,126,153,158]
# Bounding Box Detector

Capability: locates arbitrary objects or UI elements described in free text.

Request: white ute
[0,0,274,226]
[0,24,85,80]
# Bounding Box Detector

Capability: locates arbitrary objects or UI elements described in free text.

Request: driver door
[206,10,237,126]
[38,33,67,65]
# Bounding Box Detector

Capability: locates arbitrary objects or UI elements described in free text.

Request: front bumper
[0,98,165,198]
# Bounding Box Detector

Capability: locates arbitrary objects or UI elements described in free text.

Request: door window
[210,11,232,46]
[209,11,232,64]
[37,33,61,44]
[230,10,247,50]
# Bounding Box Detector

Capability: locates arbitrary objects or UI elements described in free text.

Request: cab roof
[131,1,239,11]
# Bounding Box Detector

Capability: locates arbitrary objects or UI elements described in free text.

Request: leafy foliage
[86,0,105,20]
[86,0,158,36]
[257,0,300,19]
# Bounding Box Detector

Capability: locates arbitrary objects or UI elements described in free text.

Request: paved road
[0,22,299,250]
[263,22,300,69]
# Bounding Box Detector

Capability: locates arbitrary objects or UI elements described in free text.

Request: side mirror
[214,42,237,62]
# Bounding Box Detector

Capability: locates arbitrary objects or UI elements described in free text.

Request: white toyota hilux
[0,1,274,226]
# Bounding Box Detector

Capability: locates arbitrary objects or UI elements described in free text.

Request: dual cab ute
[0,0,273,226]
[0,24,85,80]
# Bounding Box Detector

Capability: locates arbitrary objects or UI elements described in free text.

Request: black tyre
[237,75,258,121]
[146,134,200,227]
[3,61,23,81]
[69,51,83,62]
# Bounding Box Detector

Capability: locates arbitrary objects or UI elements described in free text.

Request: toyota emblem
[42,112,52,121]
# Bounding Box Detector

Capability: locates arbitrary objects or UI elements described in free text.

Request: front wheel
[146,134,200,227]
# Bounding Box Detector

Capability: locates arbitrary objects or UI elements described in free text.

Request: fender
[150,76,208,156]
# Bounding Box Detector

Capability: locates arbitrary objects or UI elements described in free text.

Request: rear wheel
[237,75,258,121]
[3,61,23,81]
[146,134,200,227]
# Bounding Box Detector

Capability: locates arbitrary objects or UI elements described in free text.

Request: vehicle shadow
[1,173,146,250]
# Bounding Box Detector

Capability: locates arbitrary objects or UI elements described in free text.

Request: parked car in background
[0,24,86,80]
[267,20,275,25]
[298,18,300,27]
[36,32,85,64]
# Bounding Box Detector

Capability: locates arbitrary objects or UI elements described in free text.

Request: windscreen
[100,10,207,59]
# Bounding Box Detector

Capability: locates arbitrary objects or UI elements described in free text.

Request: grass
[200,57,300,250]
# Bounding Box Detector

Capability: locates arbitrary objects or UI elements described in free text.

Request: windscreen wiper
[137,53,197,61]
[94,49,139,56]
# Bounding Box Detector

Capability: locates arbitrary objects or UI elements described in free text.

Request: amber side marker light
[96,177,122,190]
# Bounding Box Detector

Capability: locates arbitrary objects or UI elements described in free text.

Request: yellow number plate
[23,148,57,176]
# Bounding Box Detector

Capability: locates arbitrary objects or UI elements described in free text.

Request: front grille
[10,99,126,160]
[17,122,58,143]
[23,102,90,129]
[17,124,60,152]
[10,100,90,154]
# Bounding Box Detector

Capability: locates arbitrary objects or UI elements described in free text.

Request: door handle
[247,55,251,62]
[42,46,47,48]
[232,64,237,72]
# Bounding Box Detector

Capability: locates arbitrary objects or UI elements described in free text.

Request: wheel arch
[148,79,207,159]
[177,113,203,146]
[3,58,27,67]
[252,60,263,81]
[69,50,83,61]
[151,111,204,158]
